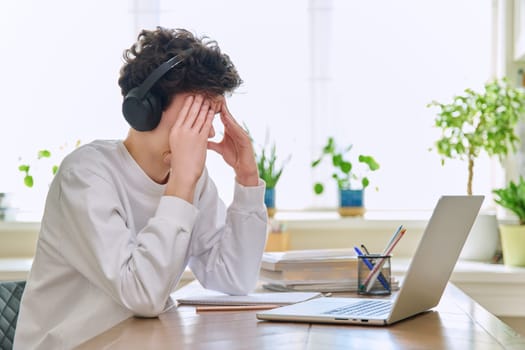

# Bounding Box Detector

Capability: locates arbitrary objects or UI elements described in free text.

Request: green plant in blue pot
[248,128,290,218]
[312,137,380,217]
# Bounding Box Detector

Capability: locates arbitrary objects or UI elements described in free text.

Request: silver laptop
[256,195,484,326]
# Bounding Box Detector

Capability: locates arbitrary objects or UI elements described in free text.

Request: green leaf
[24,175,34,188]
[323,137,335,154]
[311,159,321,167]
[358,155,380,171]
[52,165,59,175]
[332,154,342,167]
[340,161,351,174]
[313,183,324,194]
[37,150,51,159]
[18,164,29,172]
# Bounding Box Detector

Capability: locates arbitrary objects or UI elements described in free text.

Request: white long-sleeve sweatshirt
[13,140,268,349]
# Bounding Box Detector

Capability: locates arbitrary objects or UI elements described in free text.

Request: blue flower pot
[265,188,276,218]
[338,189,365,217]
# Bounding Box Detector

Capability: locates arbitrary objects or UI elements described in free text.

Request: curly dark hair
[118,27,243,110]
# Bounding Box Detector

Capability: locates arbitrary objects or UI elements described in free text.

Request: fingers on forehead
[200,95,223,112]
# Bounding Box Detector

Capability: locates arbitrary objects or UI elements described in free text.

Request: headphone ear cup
[122,88,162,131]
[121,49,192,131]
[143,92,162,131]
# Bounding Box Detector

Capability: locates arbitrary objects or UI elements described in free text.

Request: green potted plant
[311,136,380,217]
[256,142,290,218]
[428,77,525,261]
[428,77,525,196]
[14,141,82,219]
[18,141,81,188]
[18,149,57,188]
[492,176,525,267]
[247,127,290,218]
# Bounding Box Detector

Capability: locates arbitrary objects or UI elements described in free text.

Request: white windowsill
[0,209,518,258]
[0,207,518,230]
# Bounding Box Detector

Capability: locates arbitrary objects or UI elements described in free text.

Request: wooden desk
[77,282,524,349]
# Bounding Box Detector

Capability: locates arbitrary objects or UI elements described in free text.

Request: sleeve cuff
[156,196,199,232]
[230,179,266,212]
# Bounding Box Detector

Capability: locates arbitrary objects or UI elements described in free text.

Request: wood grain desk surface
[77,282,525,350]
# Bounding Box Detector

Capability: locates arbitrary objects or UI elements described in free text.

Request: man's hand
[208,101,259,187]
[165,95,215,202]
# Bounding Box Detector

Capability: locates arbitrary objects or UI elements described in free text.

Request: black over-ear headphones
[122,48,194,131]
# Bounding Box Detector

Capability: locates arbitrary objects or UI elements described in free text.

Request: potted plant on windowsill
[18,141,81,189]
[15,141,81,220]
[428,77,525,261]
[256,143,290,218]
[248,128,290,219]
[428,78,525,196]
[18,149,57,188]
[3,148,59,221]
[311,136,380,217]
[492,176,525,267]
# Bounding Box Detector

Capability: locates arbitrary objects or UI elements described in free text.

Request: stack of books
[259,248,398,292]
[261,248,358,292]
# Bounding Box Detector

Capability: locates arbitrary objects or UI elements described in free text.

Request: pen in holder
[357,254,392,295]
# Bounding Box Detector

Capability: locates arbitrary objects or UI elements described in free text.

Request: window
[161,0,496,211]
[328,0,495,211]
[0,1,499,220]
[0,0,133,218]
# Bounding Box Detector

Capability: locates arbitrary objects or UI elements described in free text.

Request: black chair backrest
[0,281,26,350]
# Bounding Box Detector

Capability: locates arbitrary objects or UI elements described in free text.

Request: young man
[14,27,268,349]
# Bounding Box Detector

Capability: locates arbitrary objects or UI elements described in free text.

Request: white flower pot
[459,212,499,262]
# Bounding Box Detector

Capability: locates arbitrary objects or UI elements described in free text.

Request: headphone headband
[134,48,194,99]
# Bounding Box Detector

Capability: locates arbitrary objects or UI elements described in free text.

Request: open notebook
[174,281,322,306]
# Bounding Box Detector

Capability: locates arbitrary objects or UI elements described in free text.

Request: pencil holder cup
[357,255,392,296]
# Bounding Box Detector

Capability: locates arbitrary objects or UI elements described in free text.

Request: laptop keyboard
[323,300,392,317]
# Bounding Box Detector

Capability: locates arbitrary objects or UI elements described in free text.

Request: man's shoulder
[60,140,123,174]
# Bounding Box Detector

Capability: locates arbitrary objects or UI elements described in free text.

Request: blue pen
[354,246,390,292]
